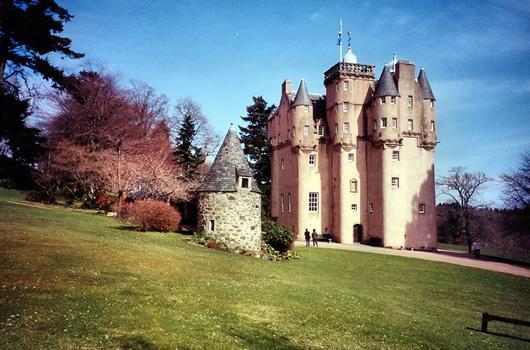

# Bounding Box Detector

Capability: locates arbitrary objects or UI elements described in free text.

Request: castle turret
[418,68,437,148]
[197,126,261,254]
[372,65,400,145]
[292,79,316,148]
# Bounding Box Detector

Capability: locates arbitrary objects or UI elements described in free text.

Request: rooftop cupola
[343,46,357,64]
[374,65,399,97]
[293,79,311,106]
[418,68,435,100]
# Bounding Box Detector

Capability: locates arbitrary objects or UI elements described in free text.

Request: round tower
[197,126,262,254]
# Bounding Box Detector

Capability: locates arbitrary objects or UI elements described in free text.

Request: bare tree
[437,166,491,252]
[501,149,530,209]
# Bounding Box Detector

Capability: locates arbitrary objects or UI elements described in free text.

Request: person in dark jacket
[312,229,319,247]
[304,228,310,247]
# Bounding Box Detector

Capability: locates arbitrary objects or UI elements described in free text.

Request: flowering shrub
[262,220,295,253]
[125,199,181,232]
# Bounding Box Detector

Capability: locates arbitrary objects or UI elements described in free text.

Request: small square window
[369,203,374,213]
[351,204,358,212]
[392,118,397,128]
[344,81,349,91]
[391,177,399,189]
[381,96,386,104]
[303,125,309,135]
[241,177,250,188]
[210,219,215,231]
[343,122,350,134]
[391,96,396,104]
[348,153,354,162]
[318,124,325,136]
[381,118,387,128]
[350,179,358,193]
[407,95,413,107]
[343,103,349,112]
[407,119,413,131]
[419,203,426,214]
[392,150,400,161]
[309,154,316,165]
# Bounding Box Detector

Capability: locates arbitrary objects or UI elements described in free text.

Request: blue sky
[56,0,530,206]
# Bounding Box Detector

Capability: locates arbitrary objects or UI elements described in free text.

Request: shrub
[25,191,54,203]
[262,220,295,253]
[126,199,181,232]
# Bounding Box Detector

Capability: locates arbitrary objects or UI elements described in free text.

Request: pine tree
[173,110,205,181]
[239,96,276,213]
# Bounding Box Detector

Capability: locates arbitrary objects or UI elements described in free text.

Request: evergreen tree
[239,96,276,213]
[173,108,205,181]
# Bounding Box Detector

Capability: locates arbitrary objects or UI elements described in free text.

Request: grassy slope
[0,188,529,350]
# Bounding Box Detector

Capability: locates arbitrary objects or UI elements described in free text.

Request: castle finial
[390,51,397,73]
[229,123,235,131]
[347,31,352,48]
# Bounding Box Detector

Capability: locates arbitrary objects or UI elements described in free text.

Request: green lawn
[1,188,529,350]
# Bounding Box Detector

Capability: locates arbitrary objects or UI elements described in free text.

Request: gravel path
[295,241,530,278]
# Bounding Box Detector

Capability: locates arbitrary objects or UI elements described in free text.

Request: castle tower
[323,52,375,243]
[197,126,261,253]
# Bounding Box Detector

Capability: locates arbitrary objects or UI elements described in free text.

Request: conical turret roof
[418,68,435,100]
[197,126,261,193]
[374,65,400,97]
[292,79,311,106]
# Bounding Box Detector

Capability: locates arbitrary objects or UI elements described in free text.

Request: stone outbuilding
[197,125,262,253]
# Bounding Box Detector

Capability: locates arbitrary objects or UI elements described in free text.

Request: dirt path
[295,241,530,278]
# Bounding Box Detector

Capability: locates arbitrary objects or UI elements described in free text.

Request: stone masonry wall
[198,190,261,253]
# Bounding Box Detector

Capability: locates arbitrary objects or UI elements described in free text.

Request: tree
[238,96,276,213]
[437,167,491,252]
[0,0,83,91]
[172,99,217,180]
[500,148,530,237]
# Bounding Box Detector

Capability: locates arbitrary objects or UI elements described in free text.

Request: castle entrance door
[353,224,363,243]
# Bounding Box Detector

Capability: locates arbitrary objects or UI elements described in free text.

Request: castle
[267,48,437,250]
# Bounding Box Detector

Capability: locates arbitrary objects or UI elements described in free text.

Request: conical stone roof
[374,65,400,97]
[197,126,261,193]
[292,79,311,106]
[418,68,435,100]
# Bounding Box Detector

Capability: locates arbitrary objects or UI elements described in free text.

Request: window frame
[381,117,387,128]
[309,154,316,166]
[391,117,397,129]
[419,203,426,214]
[308,192,319,212]
[392,150,400,161]
[391,177,400,189]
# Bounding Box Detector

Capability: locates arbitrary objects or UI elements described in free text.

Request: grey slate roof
[374,65,400,97]
[292,79,311,106]
[418,68,435,100]
[310,94,326,120]
[197,127,261,193]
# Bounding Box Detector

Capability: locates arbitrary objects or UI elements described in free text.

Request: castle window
[210,220,215,231]
[287,129,291,139]
[350,179,358,193]
[335,123,338,134]
[281,194,284,213]
[241,177,250,189]
[369,203,374,213]
[419,203,426,214]
[392,118,397,128]
[391,96,396,104]
[430,100,434,108]
[392,150,400,161]
[309,154,316,166]
[348,153,354,162]
[407,95,413,107]
[391,177,400,189]
[309,192,319,212]
[318,124,325,136]
[381,96,386,104]
[333,177,337,187]
[304,105,309,113]
[335,82,339,92]
[288,193,292,213]
[343,103,349,112]
[343,122,350,134]
[303,125,309,136]
[351,204,358,212]
[407,119,413,131]
[430,121,435,131]
[381,118,387,128]
[281,159,284,170]
[373,119,377,130]
[344,81,349,91]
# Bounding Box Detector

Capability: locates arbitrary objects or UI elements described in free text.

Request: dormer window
[241,177,250,189]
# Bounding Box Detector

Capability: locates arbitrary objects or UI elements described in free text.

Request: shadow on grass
[114,225,140,231]
[466,327,530,343]
[227,326,318,350]
[115,335,193,350]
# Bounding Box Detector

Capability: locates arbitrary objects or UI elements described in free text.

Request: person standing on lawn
[312,229,319,247]
[304,228,311,247]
